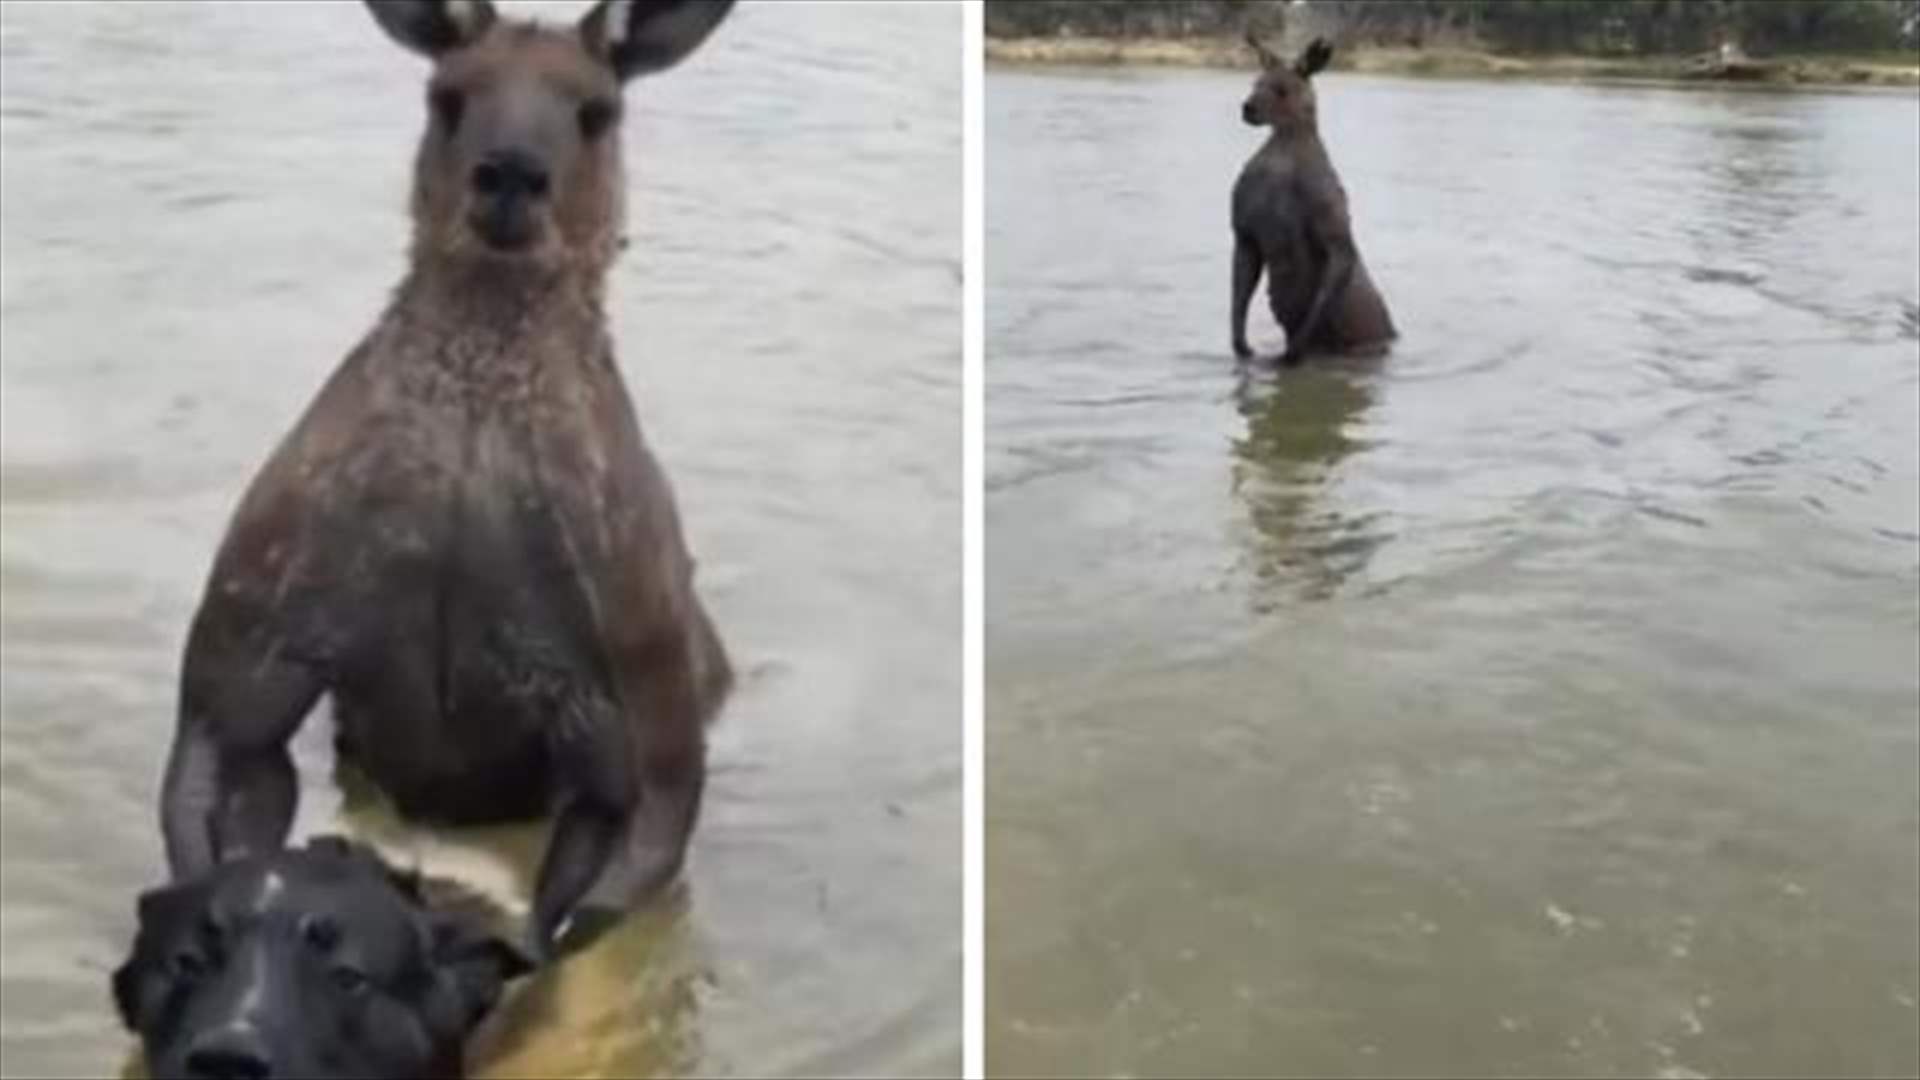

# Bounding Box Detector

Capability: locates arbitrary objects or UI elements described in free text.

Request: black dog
[114,836,531,1079]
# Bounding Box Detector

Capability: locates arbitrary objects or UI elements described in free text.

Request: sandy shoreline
[985,37,1920,89]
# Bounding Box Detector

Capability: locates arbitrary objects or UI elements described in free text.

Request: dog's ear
[110,954,147,1031]
[133,879,198,928]
[114,880,204,1030]
[422,910,535,1036]
[304,834,359,860]
[307,834,423,898]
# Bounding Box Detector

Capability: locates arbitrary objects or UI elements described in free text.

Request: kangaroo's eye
[430,86,465,132]
[578,98,619,140]
[330,966,371,996]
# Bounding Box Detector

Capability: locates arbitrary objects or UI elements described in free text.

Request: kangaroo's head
[1241,33,1331,134]
[366,0,732,271]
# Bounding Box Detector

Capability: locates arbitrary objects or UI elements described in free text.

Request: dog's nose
[471,148,550,200]
[185,1025,271,1080]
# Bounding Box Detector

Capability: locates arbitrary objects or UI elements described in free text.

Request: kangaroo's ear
[364,0,497,59]
[579,0,734,84]
[1295,37,1335,78]
[1245,27,1281,70]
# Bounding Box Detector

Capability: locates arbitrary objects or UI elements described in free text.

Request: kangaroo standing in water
[160,0,735,957]
[1231,34,1395,365]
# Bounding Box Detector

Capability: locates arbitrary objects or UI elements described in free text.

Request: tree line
[984,1,1920,56]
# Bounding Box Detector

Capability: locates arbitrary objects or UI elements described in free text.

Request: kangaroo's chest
[1233,160,1314,263]
[284,369,607,667]
[308,391,614,814]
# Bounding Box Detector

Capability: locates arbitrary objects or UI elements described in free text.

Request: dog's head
[114,836,531,1079]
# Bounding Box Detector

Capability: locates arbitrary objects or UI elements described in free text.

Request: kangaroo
[1231,34,1395,366]
[159,0,735,958]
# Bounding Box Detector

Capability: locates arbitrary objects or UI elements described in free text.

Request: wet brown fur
[161,0,734,956]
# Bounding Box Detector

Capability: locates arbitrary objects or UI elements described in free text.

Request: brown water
[0,3,960,1077]
[986,68,1920,1078]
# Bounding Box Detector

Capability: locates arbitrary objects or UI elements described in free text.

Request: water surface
[1,3,960,1076]
[987,66,1919,1078]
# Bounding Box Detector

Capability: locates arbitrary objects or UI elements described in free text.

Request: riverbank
[984,37,1920,88]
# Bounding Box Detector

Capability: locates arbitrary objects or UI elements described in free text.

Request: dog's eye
[578,98,618,140]
[330,966,371,995]
[169,949,208,983]
[300,914,339,952]
[430,86,465,132]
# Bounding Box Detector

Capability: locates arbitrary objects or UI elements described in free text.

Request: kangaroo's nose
[184,1025,272,1080]
[471,149,550,200]
[1241,100,1258,123]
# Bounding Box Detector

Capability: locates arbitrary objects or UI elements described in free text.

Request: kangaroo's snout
[471,149,550,201]
[468,148,550,251]
[1241,99,1260,125]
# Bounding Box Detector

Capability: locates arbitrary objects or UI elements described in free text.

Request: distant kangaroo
[160,0,735,957]
[1231,34,1395,365]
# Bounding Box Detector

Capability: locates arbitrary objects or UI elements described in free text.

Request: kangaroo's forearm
[1231,237,1262,353]
[160,722,222,877]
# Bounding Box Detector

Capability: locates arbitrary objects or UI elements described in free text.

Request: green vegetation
[986,1,1920,57]
[985,1,1920,85]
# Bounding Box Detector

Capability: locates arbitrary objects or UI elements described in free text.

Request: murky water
[987,68,1919,1078]
[0,3,959,1076]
